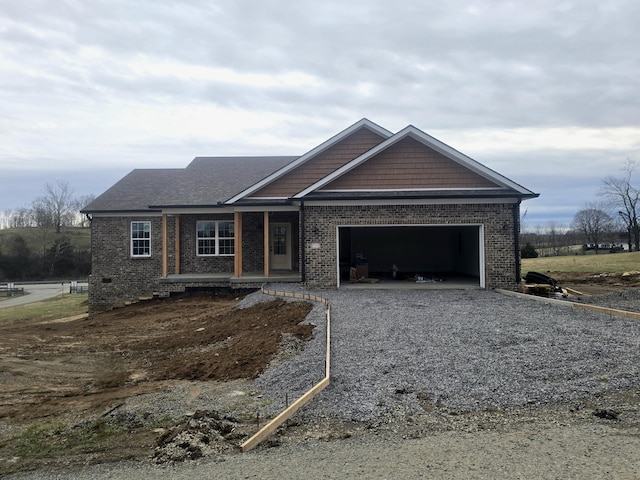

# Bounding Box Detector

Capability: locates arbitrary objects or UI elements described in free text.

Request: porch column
[161,214,168,278]
[174,215,180,274]
[234,212,243,277]
[263,211,270,277]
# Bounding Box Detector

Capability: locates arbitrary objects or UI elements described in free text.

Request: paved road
[0,282,87,309]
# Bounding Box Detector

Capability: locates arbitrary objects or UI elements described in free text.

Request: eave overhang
[300,190,539,202]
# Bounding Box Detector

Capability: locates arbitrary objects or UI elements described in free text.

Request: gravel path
[8,286,640,479]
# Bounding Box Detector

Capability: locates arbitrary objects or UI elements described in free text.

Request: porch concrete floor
[161,272,299,284]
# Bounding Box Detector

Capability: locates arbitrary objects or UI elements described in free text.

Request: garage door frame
[335,223,485,288]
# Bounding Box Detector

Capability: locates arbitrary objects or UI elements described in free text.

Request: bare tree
[599,159,640,251]
[30,197,55,229]
[545,221,566,256]
[571,203,614,253]
[9,207,31,228]
[30,196,55,259]
[32,181,75,234]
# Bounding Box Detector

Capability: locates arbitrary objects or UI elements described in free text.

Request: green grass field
[0,226,90,253]
[522,251,640,274]
[0,294,88,325]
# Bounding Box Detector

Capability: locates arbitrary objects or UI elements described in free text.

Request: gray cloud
[1,0,639,225]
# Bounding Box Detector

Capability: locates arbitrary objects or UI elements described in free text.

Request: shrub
[521,242,539,258]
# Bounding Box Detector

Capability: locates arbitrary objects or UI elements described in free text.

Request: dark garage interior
[338,225,481,285]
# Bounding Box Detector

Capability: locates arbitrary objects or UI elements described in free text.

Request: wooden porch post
[234,212,243,277]
[263,211,270,277]
[174,215,180,274]
[161,214,168,278]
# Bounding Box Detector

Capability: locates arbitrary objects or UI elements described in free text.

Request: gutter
[514,200,522,285]
[300,200,306,282]
[147,200,294,209]
[301,192,539,202]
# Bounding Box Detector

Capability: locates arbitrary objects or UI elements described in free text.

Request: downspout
[300,200,306,283]
[513,200,522,286]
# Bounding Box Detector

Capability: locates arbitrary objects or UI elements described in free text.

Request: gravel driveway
[9,286,640,479]
[254,287,640,420]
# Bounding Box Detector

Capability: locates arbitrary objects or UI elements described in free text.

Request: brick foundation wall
[302,203,520,290]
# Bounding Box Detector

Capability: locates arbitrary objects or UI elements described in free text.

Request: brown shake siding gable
[249,128,387,198]
[321,137,498,191]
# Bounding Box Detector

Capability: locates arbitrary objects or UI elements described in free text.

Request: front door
[270,223,291,270]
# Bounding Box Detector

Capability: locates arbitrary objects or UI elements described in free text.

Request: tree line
[0,181,94,281]
[2,181,94,230]
[521,159,640,257]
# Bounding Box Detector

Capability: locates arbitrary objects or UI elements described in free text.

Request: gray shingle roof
[81,156,297,213]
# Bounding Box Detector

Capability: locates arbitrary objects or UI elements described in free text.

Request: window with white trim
[131,221,151,257]
[197,220,234,256]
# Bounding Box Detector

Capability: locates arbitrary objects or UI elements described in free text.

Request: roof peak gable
[294,124,537,198]
[225,118,392,204]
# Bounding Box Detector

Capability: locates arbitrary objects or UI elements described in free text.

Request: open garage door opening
[338,225,483,288]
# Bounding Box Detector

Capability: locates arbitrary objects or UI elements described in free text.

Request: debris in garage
[348,265,379,283]
[415,275,445,283]
[358,277,380,284]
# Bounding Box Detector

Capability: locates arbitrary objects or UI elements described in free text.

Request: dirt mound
[0,293,313,423]
[153,409,246,463]
[113,295,313,382]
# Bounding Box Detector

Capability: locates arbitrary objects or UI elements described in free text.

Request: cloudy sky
[1,0,639,228]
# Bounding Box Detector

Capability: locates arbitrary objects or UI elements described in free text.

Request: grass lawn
[0,294,88,325]
[522,251,640,274]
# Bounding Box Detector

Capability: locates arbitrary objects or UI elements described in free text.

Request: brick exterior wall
[88,214,242,312]
[302,203,520,290]
[179,214,235,274]
[88,216,164,312]
[88,212,300,312]
[242,212,265,272]
[88,204,520,312]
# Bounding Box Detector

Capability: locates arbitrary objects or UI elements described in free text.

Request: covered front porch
[159,208,300,282]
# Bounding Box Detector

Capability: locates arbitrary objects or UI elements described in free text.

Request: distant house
[82,119,538,312]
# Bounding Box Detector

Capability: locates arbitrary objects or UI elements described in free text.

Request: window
[131,221,151,257]
[272,225,287,254]
[197,220,234,256]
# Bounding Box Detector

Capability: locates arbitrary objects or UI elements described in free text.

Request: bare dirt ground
[0,293,313,474]
[539,271,640,295]
[2,278,640,477]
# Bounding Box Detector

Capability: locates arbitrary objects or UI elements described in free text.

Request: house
[82,119,538,312]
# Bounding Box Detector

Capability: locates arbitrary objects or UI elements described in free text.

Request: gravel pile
[248,286,640,422]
